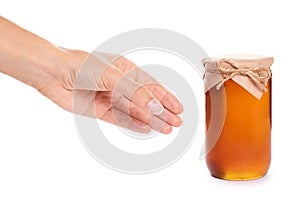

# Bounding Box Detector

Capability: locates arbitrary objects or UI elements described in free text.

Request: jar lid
[203,54,273,99]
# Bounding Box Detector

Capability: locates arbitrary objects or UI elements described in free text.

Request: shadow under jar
[203,55,273,180]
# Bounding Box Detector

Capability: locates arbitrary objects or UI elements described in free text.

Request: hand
[38,50,183,134]
[0,16,182,134]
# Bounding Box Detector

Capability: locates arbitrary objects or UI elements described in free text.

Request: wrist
[0,16,80,91]
[57,49,90,90]
[21,44,70,91]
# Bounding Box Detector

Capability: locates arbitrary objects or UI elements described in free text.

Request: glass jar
[203,55,273,180]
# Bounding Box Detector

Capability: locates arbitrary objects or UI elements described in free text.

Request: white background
[0,0,299,198]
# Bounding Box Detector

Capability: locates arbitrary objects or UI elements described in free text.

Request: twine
[206,58,272,91]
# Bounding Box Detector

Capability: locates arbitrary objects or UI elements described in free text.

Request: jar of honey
[203,55,273,180]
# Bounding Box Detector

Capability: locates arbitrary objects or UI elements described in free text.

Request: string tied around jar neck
[206,58,272,91]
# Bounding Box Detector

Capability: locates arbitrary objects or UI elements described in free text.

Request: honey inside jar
[205,80,271,180]
[204,55,273,180]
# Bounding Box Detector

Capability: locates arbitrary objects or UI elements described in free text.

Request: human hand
[39,50,183,134]
[0,16,182,134]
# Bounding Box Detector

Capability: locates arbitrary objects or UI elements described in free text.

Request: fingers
[108,71,165,116]
[75,53,183,134]
[110,57,183,114]
[99,56,182,133]
[124,69,182,115]
[111,95,152,125]
[93,91,180,134]
[100,107,173,134]
[157,108,182,127]
[100,108,151,134]
[111,95,174,134]
[127,68,183,114]
[146,83,183,114]
[104,54,137,73]
[130,86,164,115]
[149,115,172,134]
[79,53,181,116]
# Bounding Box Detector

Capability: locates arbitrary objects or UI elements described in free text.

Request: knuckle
[129,105,137,117]
[136,86,150,97]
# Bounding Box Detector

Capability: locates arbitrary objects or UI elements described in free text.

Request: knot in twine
[208,58,272,91]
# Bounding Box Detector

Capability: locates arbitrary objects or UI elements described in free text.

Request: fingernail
[147,99,164,115]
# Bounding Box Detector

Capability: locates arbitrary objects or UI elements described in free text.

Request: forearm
[0,16,67,90]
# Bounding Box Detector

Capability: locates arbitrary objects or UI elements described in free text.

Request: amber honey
[205,79,271,180]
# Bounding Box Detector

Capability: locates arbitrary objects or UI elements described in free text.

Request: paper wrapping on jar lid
[203,55,273,99]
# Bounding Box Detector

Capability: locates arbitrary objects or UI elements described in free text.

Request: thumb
[73,53,164,115]
[111,73,164,115]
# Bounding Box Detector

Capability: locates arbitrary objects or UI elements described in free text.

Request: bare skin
[0,16,182,134]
